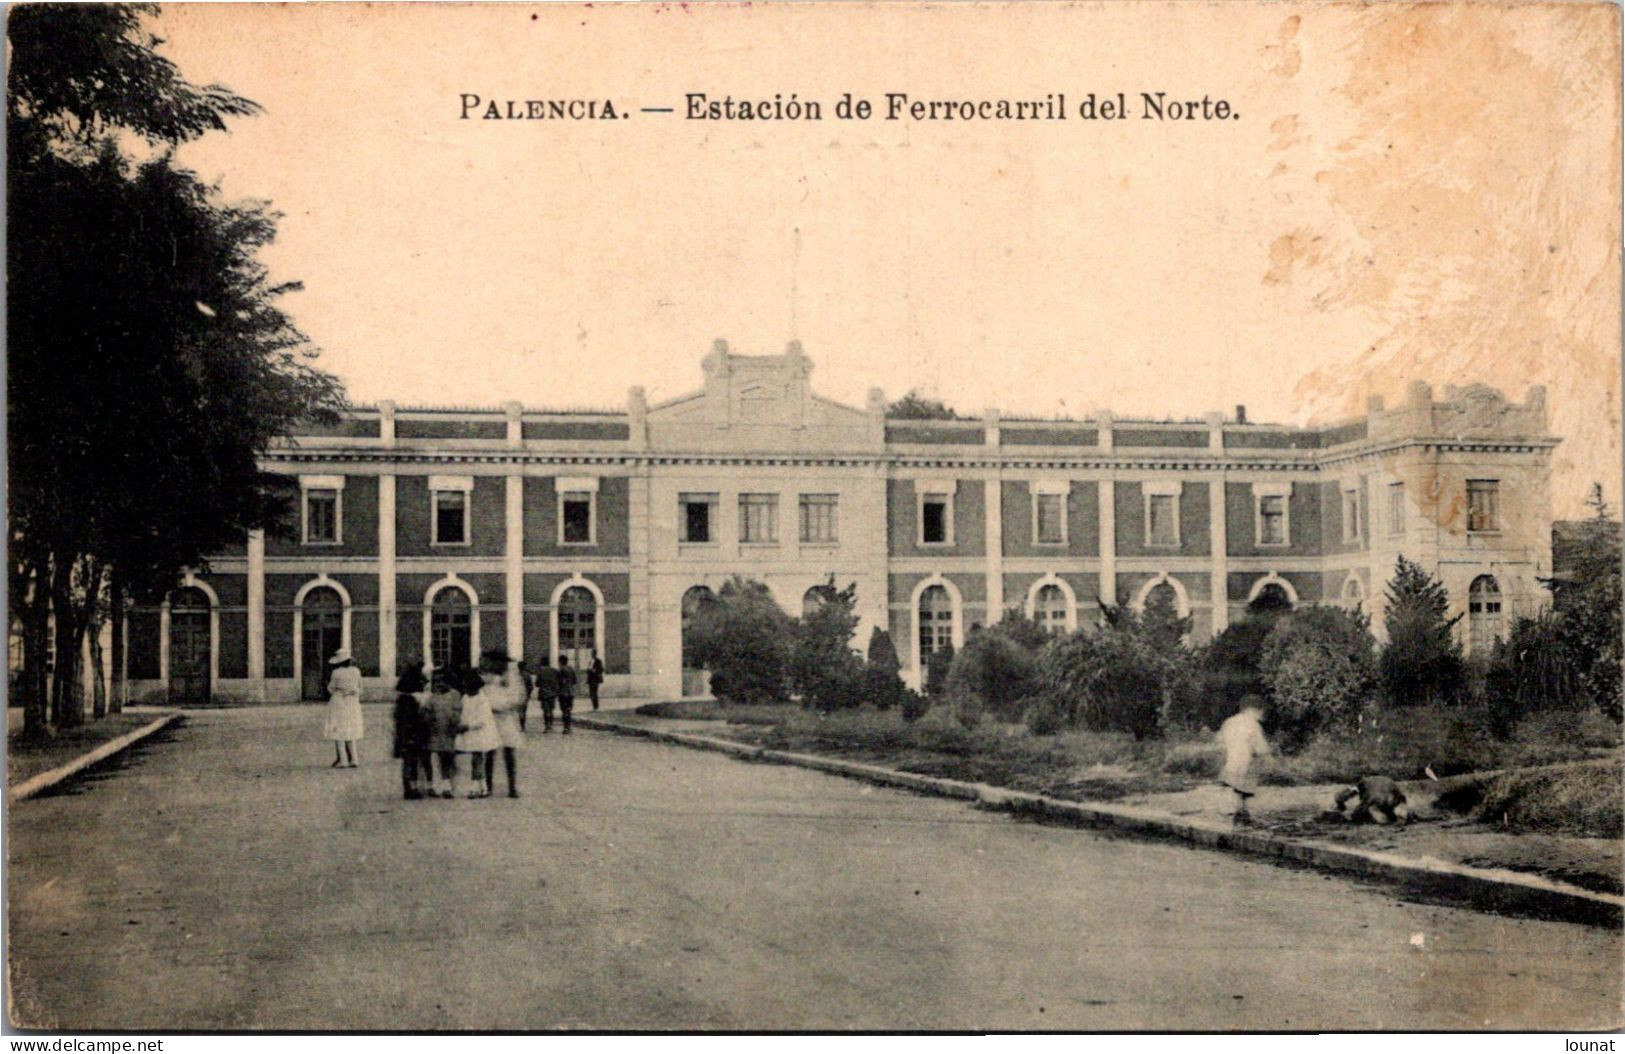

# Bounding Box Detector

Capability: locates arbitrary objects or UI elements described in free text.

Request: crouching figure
[1334,775,1411,826]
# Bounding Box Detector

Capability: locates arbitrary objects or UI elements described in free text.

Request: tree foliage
[8,5,344,734]
[886,390,965,420]
[686,577,794,704]
[1379,556,1464,706]
[1259,606,1378,747]
[790,580,864,712]
[946,623,1042,721]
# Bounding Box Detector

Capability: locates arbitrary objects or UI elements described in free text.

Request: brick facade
[122,348,1558,702]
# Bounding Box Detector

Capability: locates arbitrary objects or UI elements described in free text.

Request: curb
[575,714,1624,928]
[8,712,184,803]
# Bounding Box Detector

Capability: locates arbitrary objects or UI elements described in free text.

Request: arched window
[430,588,473,675]
[557,586,598,666]
[918,585,954,659]
[802,584,836,618]
[1146,581,1180,615]
[1034,583,1069,636]
[1341,576,1365,608]
[170,586,212,705]
[1468,575,1503,655]
[1248,582,1293,615]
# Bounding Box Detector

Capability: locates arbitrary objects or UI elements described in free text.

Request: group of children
[390,650,529,799]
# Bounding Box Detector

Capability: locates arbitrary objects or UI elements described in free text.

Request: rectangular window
[560,492,594,545]
[739,493,779,544]
[1467,480,1500,533]
[1257,495,1287,546]
[432,490,469,545]
[1388,482,1406,536]
[304,489,340,545]
[1147,494,1178,547]
[799,494,838,544]
[1341,487,1362,542]
[921,496,950,545]
[680,493,717,543]
[1034,492,1066,545]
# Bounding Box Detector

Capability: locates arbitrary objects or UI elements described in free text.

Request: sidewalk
[577,710,1624,927]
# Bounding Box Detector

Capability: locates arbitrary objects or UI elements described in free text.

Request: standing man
[556,654,576,735]
[515,659,535,731]
[534,656,559,733]
[587,651,605,711]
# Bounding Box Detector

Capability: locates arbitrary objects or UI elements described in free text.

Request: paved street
[8,706,1622,1031]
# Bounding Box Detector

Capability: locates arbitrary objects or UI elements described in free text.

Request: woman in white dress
[324,649,365,768]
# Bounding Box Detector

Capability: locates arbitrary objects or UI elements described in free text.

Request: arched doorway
[301,586,345,701]
[169,586,212,705]
[1468,575,1503,655]
[557,585,598,670]
[681,585,716,698]
[1034,583,1069,637]
[917,584,954,666]
[430,588,473,676]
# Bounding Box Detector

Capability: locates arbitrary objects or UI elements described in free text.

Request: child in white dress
[454,666,502,798]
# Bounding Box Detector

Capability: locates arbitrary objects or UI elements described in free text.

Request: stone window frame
[1466,479,1501,534]
[429,474,474,548]
[1031,480,1069,547]
[300,474,344,547]
[679,492,720,546]
[556,475,599,547]
[1253,481,1291,548]
[1142,480,1182,548]
[917,479,957,547]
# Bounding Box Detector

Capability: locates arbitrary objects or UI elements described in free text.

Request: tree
[1379,556,1464,706]
[791,580,864,712]
[1549,484,1622,720]
[686,577,794,704]
[887,390,965,420]
[946,623,1042,721]
[8,6,344,735]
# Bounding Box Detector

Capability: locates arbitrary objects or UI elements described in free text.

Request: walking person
[323,649,364,768]
[391,665,431,799]
[556,654,576,734]
[455,665,502,797]
[423,665,463,798]
[587,651,604,711]
[534,657,560,733]
[1217,695,1271,826]
[482,651,525,798]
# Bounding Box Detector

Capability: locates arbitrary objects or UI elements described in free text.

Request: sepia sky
[157,2,1620,515]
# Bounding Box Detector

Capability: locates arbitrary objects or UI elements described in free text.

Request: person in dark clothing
[534,659,559,732]
[392,665,431,799]
[587,652,604,710]
[1334,775,1410,825]
[516,660,535,731]
[557,655,576,734]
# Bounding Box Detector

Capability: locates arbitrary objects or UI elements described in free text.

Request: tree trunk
[18,562,52,741]
[90,618,108,719]
[109,571,126,714]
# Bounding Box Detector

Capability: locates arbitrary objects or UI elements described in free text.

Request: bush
[687,576,794,705]
[1198,614,1281,727]
[924,643,955,698]
[860,663,906,711]
[945,625,1041,721]
[1483,612,1584,735]
[950,689,983,730]
[899,687,931,724]
[1040,624,1164,739]
[1256,606,1377,750]
[866,627,901,676]
[1023,693,1066,736]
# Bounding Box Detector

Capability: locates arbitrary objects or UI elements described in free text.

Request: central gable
[646,340,880,453]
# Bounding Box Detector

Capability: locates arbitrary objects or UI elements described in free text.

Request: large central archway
[680,585,717,698]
